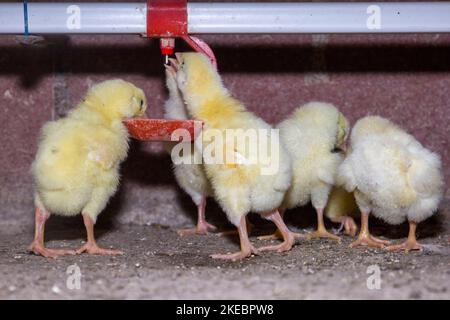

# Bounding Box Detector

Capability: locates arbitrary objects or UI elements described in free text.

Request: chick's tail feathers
[407,149,444,198]
[406,148,444,222]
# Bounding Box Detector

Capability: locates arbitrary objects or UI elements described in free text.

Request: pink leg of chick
[76,214,123,255]
[214,216,254,237]
[386,221,422,253]
[350,211,390,249]
[257,208,285,241]
[28,207,76,258]
[258,210,299,252]
[307,208,341,242]
[177,197,217,236]
[211,216,258,261]
[257,208,304,241]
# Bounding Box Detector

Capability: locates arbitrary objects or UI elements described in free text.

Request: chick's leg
[211,216,258,261]
[386,221,422,253]
[307,208,341,242]
[215,216,254,237]
[257,208,285,241]
[76,214,123,255]
[350,211,390,248]
[177,197,217,236]
[258,210,296,252]
[28,207,76,258]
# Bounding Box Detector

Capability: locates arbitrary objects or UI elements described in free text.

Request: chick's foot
[177,221,217,236]
[309,208,341,242]
[177,198,217,236]
[211,215,256,261]
[307,229,341,242]
[211,246,258,261]
[257,229,283,241]
[385,221,421,253]
[29,242,76,259]
[77,214,123,255]
[258,210,297,252]
[257,209,287,241]
[76,242,123,255]
[350,210,390,249]
[258,237,294,253]
[350,234,390,249]
[386,240,422,253]
[28,206,77,258]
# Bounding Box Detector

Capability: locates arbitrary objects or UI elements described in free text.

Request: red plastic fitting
[160,38,175,56]
[146,0,188,37]
[146,0,217,68]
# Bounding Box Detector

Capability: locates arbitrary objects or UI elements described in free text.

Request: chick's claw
[29,243,76,259]
[258,230,304,241]
[257,230,283,241]
[258,237,295,253]
[76,242,123,256]
[307,208,342,242]
[369,235,390,245]
[386,240,422,253]
[177,222,217,237]
[258,210,298,252]
[211,247,258,262]
[307,229,341,242]
[350,235,389,249]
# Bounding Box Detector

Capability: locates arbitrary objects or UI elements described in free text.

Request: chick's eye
[140,99,143,107]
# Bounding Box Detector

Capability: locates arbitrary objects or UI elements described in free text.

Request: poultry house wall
[0,30,449,229]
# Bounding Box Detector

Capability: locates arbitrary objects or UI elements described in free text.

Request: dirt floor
[1,199,449,300]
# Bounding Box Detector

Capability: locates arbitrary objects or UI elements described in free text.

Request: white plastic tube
[0,3,146,34]
[0,2,450,35]
[187,2,450,33]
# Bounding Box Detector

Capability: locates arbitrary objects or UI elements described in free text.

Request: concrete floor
[1,199,449,300]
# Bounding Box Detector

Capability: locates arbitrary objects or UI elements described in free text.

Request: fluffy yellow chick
[267,102,350,242]
[338,116,444,251]
[163,66,215,236]
[325,187,358,237]
[170,53,294,261]
[30,79,147,258]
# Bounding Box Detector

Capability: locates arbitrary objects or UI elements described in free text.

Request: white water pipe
[0,3,146,34]
[0,2,450,35]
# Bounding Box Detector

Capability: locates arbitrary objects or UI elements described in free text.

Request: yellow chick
[170,53,294,261]
[163,66,215,236]
[268,102,350,242]
[338,116,444,251]
[30,79,147,258]
[325,187,358,237]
